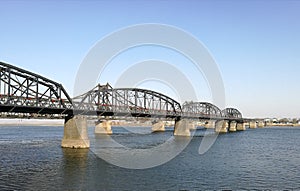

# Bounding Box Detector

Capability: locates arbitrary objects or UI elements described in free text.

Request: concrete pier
[229,121,237,132]
[189,121,196,130]
[174,119,191,136]
[236,122,246,131]
[258,121,265,128]
[61,115,90,148]
[215,120,228,133]
[265,121,273,127]
[152,121,165,132]
[249,121,257,129]
[205,120,215,129]
[95,120,112,134]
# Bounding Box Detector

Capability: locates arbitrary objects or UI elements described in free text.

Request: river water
[0,125,300,190]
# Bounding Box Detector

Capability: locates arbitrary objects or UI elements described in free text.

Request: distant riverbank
[265,123,300,127]
[1,118,299,128]
[0,118,64,126]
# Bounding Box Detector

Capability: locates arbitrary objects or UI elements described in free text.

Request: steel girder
[222,108,242,119]
[0,62,73,114]
[0,62,245,120]
[182,101,222,118]
[72,84,182,117]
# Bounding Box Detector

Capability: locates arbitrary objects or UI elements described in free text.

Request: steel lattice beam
[222,108,242,119]
[182,101,223,118]
[72,84,182,118]
[0,62,245,121]
[0,62,73,115]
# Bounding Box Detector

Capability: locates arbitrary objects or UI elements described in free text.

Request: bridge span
[0,61,260,148]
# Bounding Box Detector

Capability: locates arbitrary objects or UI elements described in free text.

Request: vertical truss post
[58,85,62,108]
[144,92,146,110]
[159,97,161,112]
[111,90,114,111]
[134,90,137,112]
[35,78,39,107]
[7,68,11,103]
[26,78,29,105]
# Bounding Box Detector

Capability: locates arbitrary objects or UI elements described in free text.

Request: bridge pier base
[61,115,90,149]
[95,120,112,134]
[237,122,246,131]
[174,119,191,136]
[249,121,257,129]
[266,121,273,127]
[258,121,265,128]
[229,121,237,132]
[152,121,165,132]
[189,121,196,130]
[205,120,215,129]
[215,120,228,133]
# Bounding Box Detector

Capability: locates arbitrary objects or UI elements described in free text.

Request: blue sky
[1,0,300,118]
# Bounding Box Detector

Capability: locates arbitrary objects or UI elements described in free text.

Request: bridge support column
[189,121,196,130]
[205,120,215,129]
[95,120,112,134]
[236,122,246,131]
[266,121,273,127]
[152,121,165,132]
[61,115,90,149]
[258,121,265,128]
[229,121,237,132]
[174,119,191,136]
[249,121,257,129]
[215,120,228,133]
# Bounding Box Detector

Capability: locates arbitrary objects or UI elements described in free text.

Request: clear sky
[1,0,300,118]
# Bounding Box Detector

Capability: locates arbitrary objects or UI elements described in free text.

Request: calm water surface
[1,125,300,190]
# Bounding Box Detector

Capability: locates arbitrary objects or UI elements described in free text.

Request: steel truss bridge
[0,62,245,122]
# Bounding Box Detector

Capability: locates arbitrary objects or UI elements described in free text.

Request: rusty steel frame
[0,62,244,121]
[222,108,242,119]
[182,101,223,118]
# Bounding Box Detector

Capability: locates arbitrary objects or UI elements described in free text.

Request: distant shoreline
[269,124,300,127]
[0,118,64,126]
[0,118,299,128]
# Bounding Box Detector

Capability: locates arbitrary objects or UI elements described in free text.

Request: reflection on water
[61,148,89,190]
[92,131,193,169]
[1,126,300,190]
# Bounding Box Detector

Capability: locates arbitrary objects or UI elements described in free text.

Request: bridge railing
[0,94,72,108]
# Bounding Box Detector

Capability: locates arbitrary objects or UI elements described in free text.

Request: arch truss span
[222,108,242,119]
[0,62,73,114]
[182,101,222,118]
[72,84,182,117]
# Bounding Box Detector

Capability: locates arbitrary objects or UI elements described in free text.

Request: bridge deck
[0,61,248,123]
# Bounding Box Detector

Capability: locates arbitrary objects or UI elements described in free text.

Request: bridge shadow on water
[89,126,212,149]
[59,126,221,190]
[60,130,198,190]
